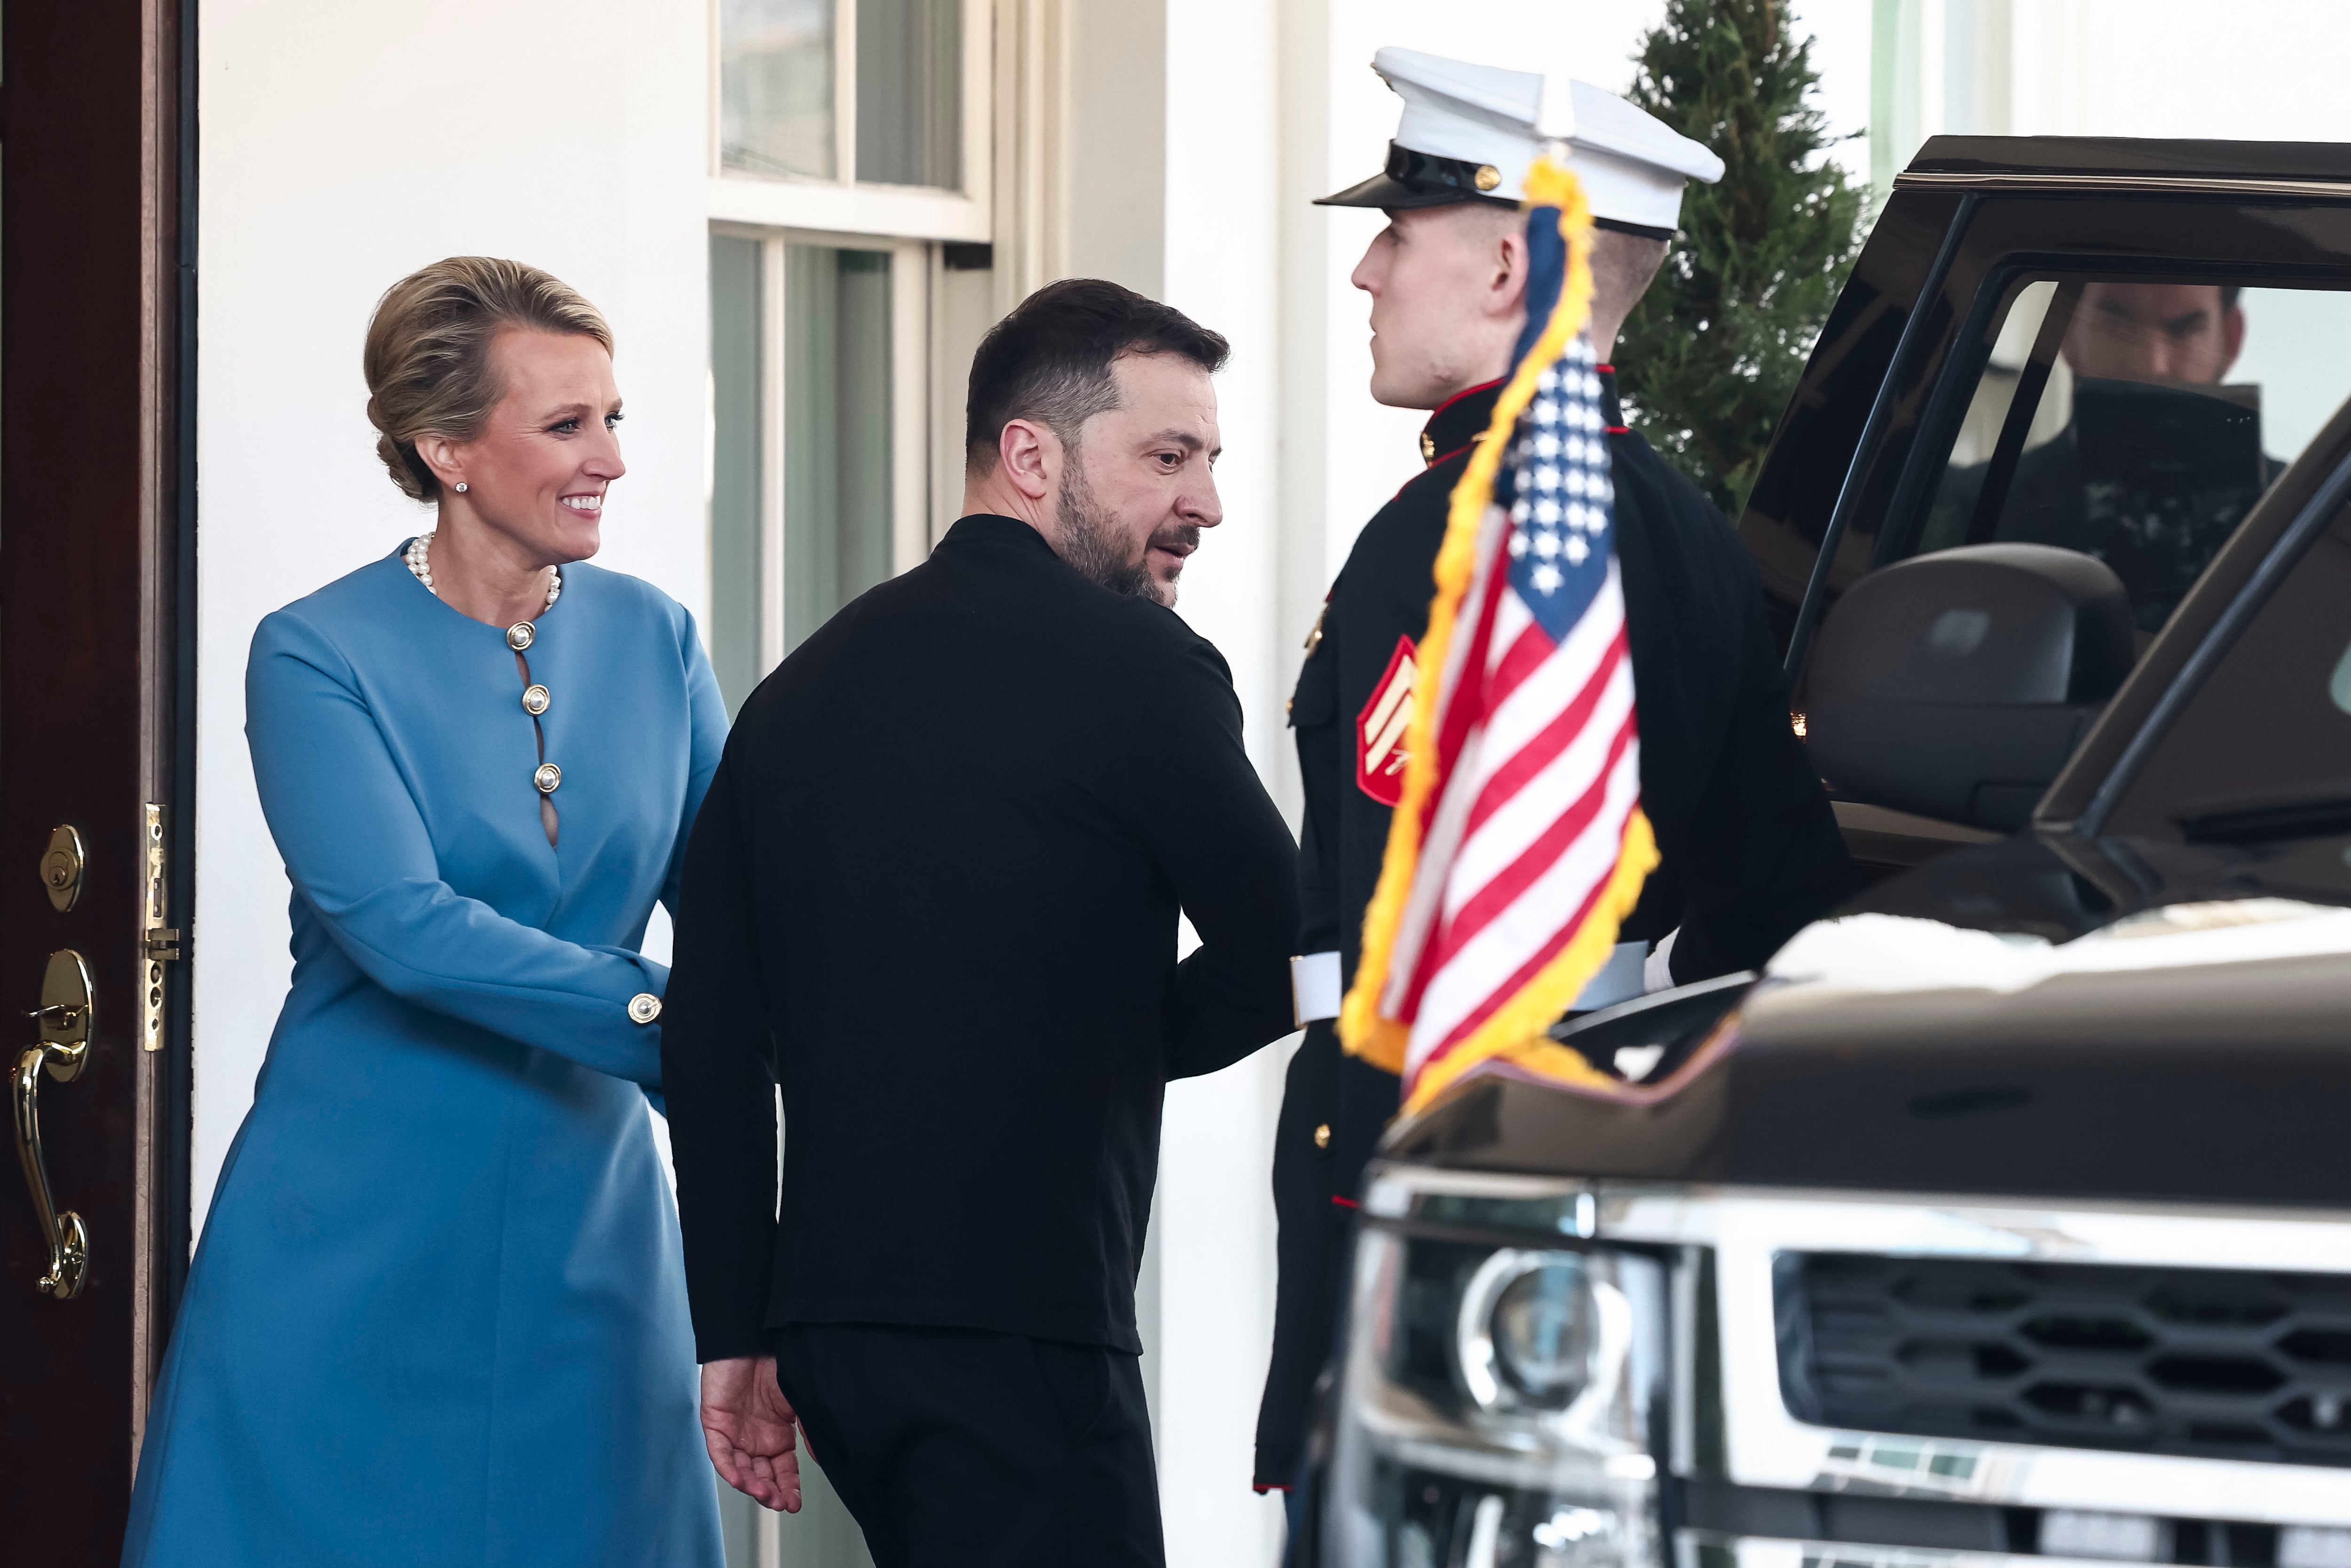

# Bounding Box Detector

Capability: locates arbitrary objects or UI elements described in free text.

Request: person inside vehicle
[2061,280,2244,386]
[1925,278,2274,633]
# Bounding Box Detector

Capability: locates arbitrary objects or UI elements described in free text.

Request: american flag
[1341,157,1660,1113]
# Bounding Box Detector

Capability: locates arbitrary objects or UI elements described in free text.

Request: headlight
[1327,1177,1669,1568]
[1460,1248,1626,1413]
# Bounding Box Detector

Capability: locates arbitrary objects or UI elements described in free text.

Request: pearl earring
[454,482,468,493]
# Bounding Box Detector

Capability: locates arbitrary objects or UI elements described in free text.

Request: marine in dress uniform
[1254,49,1854,1506]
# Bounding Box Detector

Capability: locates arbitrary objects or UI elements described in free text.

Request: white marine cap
[1317,47,1725,236]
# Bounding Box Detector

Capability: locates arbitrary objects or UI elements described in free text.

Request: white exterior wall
[1154,0,1290,1556]
[192,0,710,1219]
[1877,0,2351,167]
[2026,0,2351,140]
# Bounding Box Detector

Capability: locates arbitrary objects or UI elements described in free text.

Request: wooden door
[0,0,194,1557]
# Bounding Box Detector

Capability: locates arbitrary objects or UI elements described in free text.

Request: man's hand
[700,1355,805,1513]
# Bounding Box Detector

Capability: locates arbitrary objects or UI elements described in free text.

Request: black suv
[1326,139,2351,1568]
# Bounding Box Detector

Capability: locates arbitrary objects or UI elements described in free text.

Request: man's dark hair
[965,278,1229,475]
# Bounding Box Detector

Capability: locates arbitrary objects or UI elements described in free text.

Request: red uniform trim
[1393,438,1481,500]
[1426,375,1504,425]
[1416,377,1507,472]
[1599,364,1626,432]
[1331,1194,1360,1209]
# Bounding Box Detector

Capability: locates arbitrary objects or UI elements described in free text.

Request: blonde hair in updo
[363,257,614,503]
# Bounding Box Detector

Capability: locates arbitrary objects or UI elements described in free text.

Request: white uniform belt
[1290,940,1654,1029]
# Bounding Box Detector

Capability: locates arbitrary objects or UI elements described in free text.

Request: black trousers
[772,1323,1164,1568]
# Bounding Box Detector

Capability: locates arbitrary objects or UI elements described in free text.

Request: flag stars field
[1503,347,1616,601]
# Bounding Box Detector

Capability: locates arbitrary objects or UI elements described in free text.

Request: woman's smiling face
[438,329,626,565]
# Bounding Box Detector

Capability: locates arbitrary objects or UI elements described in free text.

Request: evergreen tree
[1615,0,1865,520]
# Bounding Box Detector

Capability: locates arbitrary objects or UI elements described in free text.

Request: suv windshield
[2107,486,2351,842]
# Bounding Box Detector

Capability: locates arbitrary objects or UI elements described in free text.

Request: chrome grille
[1775,1253,2351,1467]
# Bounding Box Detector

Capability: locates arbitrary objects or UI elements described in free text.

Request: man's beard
[1055,462,1197,607]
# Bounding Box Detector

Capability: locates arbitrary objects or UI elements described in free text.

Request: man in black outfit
[663,279,1301,1566]
[1254,49,1856,1523]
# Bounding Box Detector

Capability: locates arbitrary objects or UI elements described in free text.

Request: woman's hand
[699,1355,804,1513]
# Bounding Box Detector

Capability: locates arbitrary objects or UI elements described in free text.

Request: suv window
[1893,276,2351,645]
[2107,494,2351,842]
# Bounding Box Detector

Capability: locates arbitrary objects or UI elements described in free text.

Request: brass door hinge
[139,805,181,1052]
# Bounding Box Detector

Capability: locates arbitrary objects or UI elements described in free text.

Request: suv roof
[1903,134,2351,189]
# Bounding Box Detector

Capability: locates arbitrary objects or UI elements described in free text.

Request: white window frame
[710,224,933,677]
[709,0,993,244]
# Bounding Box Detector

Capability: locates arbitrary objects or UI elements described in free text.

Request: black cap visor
[1593,215,1677,243]
[1315,142,1517,211]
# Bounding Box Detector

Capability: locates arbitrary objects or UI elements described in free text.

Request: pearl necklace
[403,531,561,611]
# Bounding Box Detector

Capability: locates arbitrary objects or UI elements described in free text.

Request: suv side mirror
[1807,543,2134,832]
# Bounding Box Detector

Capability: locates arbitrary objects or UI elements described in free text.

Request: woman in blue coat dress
[122,258,743,1565]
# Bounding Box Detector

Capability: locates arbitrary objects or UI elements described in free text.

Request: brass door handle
[12,951,92,1299]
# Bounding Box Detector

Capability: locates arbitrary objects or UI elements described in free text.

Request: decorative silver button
[522,684,551,716]
[627,993,661,1024]
[506,622,536,651]
[533,763,561,795]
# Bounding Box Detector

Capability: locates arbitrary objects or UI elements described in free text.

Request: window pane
[2108,496,2351,839]
[721,0,835,180]
[856,0,961,188]
[708,236,765,715]
[784,244,893,651]
[1905,278,2351,639]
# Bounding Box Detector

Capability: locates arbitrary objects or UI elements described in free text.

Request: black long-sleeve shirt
[664,513,1301,1360]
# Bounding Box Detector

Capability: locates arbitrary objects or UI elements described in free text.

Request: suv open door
[1742,136,2351,875]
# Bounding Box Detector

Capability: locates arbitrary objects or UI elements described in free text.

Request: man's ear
[2219,302,2248,379]
[1487,222,1531,322]
[999,418,1057,503]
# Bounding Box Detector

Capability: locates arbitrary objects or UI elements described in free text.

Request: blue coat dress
[122,548,729,1567]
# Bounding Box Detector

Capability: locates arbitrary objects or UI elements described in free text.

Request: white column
[1154,0,1292,1559]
